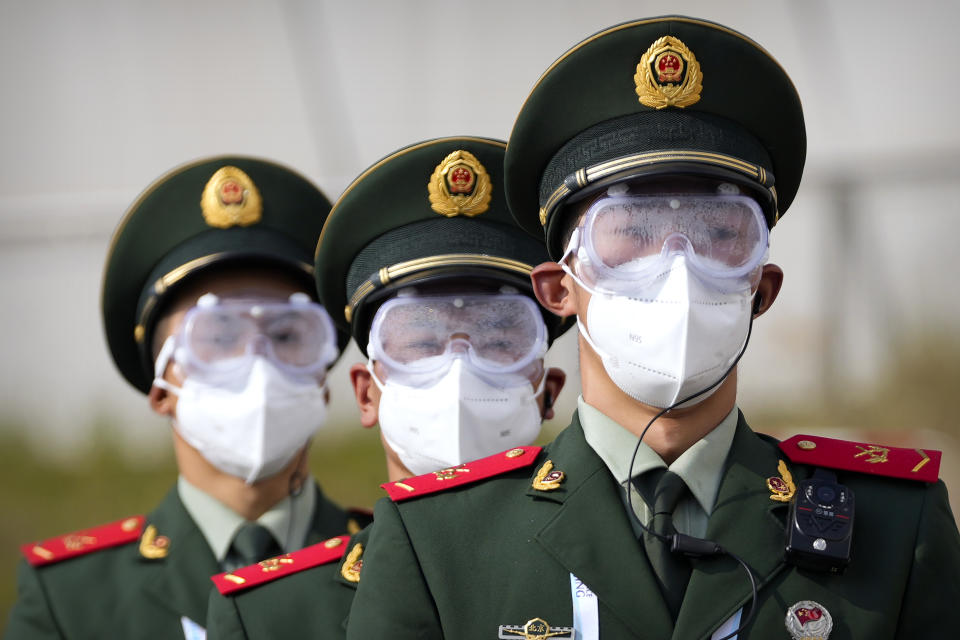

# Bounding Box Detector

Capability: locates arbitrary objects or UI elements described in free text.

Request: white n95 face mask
[575,255,752,408]
[154,338,328,484]
[371,358,544,476]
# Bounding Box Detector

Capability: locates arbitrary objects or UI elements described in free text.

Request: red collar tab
[21,515,145,567]
[779,434,941,483]
[381,446,543,502]
[211,535,350,596]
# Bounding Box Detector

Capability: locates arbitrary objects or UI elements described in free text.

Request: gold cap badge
[634,36,703,109]
[200,166,263,228]
[427,150,492,217]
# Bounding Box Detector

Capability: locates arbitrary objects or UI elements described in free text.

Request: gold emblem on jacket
[427,150,492,217]
[767,459,796,502]
[498,617,574,639]
[138,525,170,559]
[531,460,565,491]
[341,543,363,583]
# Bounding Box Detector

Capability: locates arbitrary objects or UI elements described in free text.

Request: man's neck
[579,340,737,465]
[172,431,307,520]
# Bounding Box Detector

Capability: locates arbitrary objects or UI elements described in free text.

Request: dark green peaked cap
[314,137,570,356]
[505,16,806,259]
[102,155,338,394]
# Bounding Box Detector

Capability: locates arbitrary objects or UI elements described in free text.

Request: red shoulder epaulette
[211,535,350,596]
[20,515,145,567]
[381,446,543,502]
[780,434,941,483]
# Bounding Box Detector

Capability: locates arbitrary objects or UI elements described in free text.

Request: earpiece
[752,294,763,316]
[543,389,554,412]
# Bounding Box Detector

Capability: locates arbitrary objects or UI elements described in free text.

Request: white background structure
[1,0,958,459]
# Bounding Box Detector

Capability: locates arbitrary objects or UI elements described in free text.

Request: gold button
[324,537,343,548]
[505,448,525,458]
[121,518,139,532]
[797,440,817,450]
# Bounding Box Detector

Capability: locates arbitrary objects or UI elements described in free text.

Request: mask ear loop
[366,360,388,392]
[151,336,182,396]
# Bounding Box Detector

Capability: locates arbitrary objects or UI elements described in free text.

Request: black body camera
[785,468,854,574]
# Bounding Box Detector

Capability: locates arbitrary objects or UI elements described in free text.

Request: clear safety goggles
[367,293,548,386]
[564,193,769,293]
[166,292,339,379]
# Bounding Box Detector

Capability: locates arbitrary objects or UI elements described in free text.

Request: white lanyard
[180,616,206,640]
[569,573,599,640]
[711,608,742,640]
[568,573,741,640]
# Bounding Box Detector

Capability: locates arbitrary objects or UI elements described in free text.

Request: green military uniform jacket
[205,526,370,639]
[346,412,960,639]
[4,485,358,639]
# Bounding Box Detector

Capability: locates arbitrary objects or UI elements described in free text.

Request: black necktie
[228,522,282,568]
[639,469,693,618]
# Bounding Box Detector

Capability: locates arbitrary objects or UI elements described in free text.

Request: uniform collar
[176,475,316,562]
[578,395,738,515]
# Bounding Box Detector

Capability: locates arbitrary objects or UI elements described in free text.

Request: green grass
[3,333,960,625]
[0,425,388,627]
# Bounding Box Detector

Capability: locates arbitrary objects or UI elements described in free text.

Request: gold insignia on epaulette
[767,460,796,502]
[139,525,170,559]
[223,573,246,585]
[634,36,702,109]
[258,555,294,572]
[346,518,362,535]
[854,444,889,464]
[32,545,54,561]
[531,460,565,491]
[200,166,263,228]
[62,534,97,551]
[427,150,492,217]
[911,449,931,474]
[340,543,363,583]
[433,464,470,480]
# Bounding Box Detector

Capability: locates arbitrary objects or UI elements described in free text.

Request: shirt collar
[579,396,739,515]
[177,476,316,562]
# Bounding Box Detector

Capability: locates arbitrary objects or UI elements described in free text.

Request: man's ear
[753,264,784,317]
[148,383,176,418]
[531,261,578,318]
[540,367,567,420]
[349,363,380,428]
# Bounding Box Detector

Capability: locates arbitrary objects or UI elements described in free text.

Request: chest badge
[634,36,703,109]
[499,617,574,639]
[785,600,833,640]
